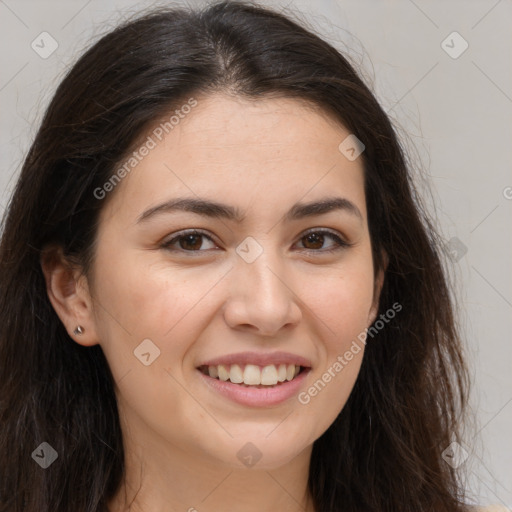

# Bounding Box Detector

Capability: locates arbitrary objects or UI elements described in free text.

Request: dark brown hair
[0,1,471,510]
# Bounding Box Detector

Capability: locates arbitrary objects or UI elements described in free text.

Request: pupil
[304,233,323,249]
[181,234,202,250]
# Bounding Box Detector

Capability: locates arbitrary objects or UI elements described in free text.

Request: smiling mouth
[197,363,307,387]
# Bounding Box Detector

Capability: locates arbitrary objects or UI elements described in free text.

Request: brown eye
[162,230,217,252]
[178,234,204,251]
[302,232,325,250]
[296,229,350,253]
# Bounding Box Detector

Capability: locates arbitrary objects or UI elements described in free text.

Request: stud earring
[73,325,84,335]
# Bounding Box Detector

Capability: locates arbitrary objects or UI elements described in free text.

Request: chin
[202,432,312,471]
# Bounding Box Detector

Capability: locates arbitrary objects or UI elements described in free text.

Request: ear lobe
[40,245,98,347]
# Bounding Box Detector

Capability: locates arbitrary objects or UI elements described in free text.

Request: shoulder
[469,506,512,512]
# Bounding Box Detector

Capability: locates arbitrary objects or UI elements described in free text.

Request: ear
[367,250,388,325]
[40,245,99,347]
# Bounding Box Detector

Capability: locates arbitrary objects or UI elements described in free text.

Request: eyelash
[161,228,351,255]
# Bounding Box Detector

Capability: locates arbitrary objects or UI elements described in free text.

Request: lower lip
[197,368,311,407]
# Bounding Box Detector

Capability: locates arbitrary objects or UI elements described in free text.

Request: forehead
[168,93,348,156]
[100,93,367,224]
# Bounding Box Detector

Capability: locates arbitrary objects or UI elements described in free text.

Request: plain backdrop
[0,0,510,507]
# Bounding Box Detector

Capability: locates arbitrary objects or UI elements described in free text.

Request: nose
[223,247,302,336]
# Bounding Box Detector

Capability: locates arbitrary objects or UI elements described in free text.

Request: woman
[0,1,504,511]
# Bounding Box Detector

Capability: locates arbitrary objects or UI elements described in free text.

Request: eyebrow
[136,196,363,224]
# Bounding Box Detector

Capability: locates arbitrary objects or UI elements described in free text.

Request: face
[78,93,383,470]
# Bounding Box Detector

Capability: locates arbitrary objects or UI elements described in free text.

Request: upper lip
[198,351,312,368]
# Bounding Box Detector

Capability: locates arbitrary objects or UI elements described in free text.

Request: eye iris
[180,234,203,250]
[303,232,324,250]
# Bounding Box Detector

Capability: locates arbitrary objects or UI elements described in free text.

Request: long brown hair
[0,1,471,510]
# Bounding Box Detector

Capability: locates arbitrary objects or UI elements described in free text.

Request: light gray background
[1,0,510,507]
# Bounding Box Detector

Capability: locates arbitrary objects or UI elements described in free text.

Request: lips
[197,364,311,407]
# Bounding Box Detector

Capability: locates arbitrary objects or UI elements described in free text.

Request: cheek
[91,257,206,433]
[304,262,375,341]
[297,278,369,433]
[301,348,364,439]
[92,251,233,391]
[94,250,210,341]
[296,261,373,409]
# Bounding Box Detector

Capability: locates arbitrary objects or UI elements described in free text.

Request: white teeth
[243,364,261,385]
[204,363,303,386]
[277,364,287,382]
[229,364,243,384]
[260,365,278,385]
[218,364,229,381]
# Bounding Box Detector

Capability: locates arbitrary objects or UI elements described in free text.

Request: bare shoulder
[470,505,512,512]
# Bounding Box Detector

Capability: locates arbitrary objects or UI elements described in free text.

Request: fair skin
[42,93,385,512]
